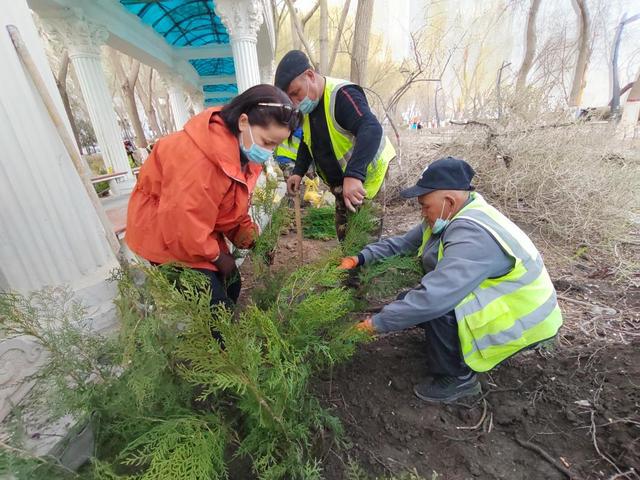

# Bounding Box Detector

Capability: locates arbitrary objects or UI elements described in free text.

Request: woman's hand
[213,252,236,277]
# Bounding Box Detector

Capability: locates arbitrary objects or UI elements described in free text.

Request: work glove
[338,256,360,270]
[213,252,236,277]
[356,316,375,333]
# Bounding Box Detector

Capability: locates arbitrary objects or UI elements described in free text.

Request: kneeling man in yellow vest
[339,157,563,403]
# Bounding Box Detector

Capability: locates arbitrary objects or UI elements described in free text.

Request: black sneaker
[413,374,481,403]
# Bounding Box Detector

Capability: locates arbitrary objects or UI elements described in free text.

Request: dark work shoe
[413,374,481,403]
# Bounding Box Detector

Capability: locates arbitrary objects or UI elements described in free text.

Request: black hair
[220,84,301,135]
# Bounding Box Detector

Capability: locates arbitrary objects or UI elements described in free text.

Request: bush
[303,207,336,240]
[390,124,640,254]
[357,255,424,304]
[0,202,379,479]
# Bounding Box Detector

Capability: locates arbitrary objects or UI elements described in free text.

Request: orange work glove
[356,316,375,333]
[338,256,359,270]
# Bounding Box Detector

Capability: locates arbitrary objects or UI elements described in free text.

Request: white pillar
[260,60,275,84]
[0,0,119,422]
[216,0,264,93]
[188,89,204,114]
[165,74,191,130]
[44,10,135,194]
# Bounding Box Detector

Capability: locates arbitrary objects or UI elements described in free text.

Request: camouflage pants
[330,185,349,241]
[330,182,385,242]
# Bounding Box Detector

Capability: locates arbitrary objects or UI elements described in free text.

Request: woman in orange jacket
[126,84,300,309]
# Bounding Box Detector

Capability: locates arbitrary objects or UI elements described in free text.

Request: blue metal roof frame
[204,96,235,106]
[189,57,235,76]
[203,83,238,93]
[120,0,236,78]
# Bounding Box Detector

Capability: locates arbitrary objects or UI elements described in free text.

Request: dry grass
[387,122,640,257]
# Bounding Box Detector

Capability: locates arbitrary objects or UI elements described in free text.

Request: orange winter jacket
[126,107,263,271]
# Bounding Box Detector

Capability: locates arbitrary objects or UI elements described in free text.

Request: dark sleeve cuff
[357,253,366,266]
[292,163,309,176]
[344,172,366,182]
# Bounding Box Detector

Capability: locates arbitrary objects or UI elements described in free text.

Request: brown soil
[316,332,640,479]
[242,202,640,480]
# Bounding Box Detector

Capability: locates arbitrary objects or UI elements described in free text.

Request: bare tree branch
[302,0,320,25]
[328,0,351,74]
[284,0,318,67]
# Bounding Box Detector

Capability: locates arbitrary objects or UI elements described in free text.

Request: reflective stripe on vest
[418,193,563,372]
[301,76,395,198]
[275,135,300,161]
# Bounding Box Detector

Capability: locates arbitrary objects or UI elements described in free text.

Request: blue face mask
[431,200,451,234]
[298,78,320,114]
[240,126,272,164]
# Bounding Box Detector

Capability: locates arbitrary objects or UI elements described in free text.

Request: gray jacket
[360,218,514,332]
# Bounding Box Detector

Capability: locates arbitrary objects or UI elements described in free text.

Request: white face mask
[297,77,320,114]
[432,200,452,234]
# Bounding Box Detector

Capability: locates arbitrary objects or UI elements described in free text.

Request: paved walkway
[101,193,130,238]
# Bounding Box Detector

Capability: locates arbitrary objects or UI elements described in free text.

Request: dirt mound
[317,331,640,479]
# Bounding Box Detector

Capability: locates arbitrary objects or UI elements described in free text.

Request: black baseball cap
[275,50,312,91]
[400,157,475,198]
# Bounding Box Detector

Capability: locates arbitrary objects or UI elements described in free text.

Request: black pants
[153,263,241,312]
[192,267,242,311]
[396,291,471,377]
[419,312,472,377]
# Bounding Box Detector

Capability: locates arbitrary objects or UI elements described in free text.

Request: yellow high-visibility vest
[419,192,563,372]
[274,135,300,162]
[301,76,395,198]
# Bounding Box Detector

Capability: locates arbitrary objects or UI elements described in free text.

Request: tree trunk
[328,0,351,74]
[568,0,591,107]
[55,51,82,150]
[110,50,147,147]
[135,67,162,139]
[516,0,542,92]
[611,13,640,117]
[496,61,510,120]
[318,0,329,73]
[350,0,374,86]
[289,2,301,50]
[285,0,318,67]
[434,86,441,126]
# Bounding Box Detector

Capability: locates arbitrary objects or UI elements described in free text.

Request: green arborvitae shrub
[302,207,336,240]
[0,207,377,480]
[357,255,424,304]
[341,204,378,256]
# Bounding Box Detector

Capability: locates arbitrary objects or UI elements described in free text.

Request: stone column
[0,0,119,422]
[215,0,264,93]
[44,9,135,194]
[189,90,204,114]
[164,74,191,129]
[260,60,275,84]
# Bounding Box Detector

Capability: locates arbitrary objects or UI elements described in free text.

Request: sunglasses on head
[256,102,299,123]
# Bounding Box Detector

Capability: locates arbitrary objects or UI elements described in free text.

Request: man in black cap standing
[339,157,562,403]
[274,50,395,240]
